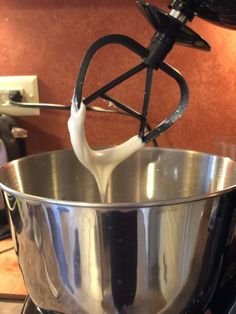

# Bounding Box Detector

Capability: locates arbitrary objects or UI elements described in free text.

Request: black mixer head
[136,0,211,51]
[172,0,236,29]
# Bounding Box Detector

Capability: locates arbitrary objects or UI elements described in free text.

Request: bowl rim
[1,147,236,209]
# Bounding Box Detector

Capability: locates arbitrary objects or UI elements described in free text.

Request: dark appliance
[0,114,27,240]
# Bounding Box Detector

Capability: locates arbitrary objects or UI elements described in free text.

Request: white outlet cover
[0,75,40,116]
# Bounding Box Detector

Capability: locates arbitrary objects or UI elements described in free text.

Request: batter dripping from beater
[68,99,144,202]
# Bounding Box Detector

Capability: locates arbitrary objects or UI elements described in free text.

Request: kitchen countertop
[0,300,24,314]
[0,238,27,298]
[0,237,27,313]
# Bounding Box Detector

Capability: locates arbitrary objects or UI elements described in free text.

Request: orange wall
[0,0,235,155]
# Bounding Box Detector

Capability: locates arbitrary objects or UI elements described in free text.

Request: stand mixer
[3,1,236,314]
[72,0,235,144]
[11,1,236,142]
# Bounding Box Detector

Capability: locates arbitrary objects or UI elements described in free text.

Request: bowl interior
[0,148,236,205]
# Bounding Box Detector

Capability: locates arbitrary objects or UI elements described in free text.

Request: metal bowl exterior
[5,192,236,314]
[1,148,236,313]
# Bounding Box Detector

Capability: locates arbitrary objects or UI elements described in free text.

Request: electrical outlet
[0,75,40,116]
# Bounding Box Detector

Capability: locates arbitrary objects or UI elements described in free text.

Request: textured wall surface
[0,0,235,155]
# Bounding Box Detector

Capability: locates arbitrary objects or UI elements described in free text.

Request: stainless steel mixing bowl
[1,148,236,314]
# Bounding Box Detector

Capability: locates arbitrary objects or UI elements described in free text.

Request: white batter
[68,101,144,201]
